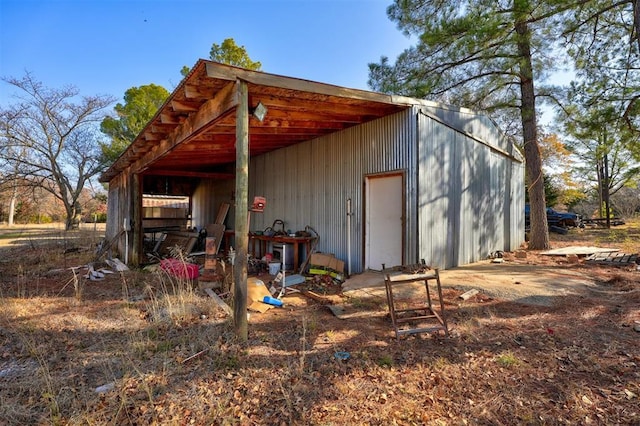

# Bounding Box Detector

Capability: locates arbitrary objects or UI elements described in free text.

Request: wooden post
[131,172,142,266]
[233,79,249,342]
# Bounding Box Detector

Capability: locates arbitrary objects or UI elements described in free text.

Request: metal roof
[99,60,411,182]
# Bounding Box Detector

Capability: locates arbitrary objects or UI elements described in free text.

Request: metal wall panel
[191,178,235,230]
[249,109,418,274]
[417,110,525,269]
[186,105,524,273]
[418,103,524,161]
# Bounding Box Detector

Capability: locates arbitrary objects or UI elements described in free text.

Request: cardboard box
[310,253,344,273]
[247,277,274,313]
[310,253,333,268]
[328,257,345,273]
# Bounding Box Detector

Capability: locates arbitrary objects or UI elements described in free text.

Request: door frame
[363,171,406,270]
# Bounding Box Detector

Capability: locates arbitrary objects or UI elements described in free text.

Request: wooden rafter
[100,60,410,182]
[132,81,238,174]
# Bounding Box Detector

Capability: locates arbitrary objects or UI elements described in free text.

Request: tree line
[2,2,640,244]
[0,39,257,229]
[368,0,640,248]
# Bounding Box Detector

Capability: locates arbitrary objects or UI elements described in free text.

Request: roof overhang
[99,60,412,183]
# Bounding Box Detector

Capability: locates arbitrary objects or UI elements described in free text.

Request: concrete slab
[342,260,601,307]
[541,246,619,256]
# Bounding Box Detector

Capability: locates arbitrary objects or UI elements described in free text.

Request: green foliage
[100,84,170,165]
[543,175,560,207]
[556,2,640,214]
[496,351,520,368]
[558,82,640,206]
[377,354,394,367]
[210,38,261,70]
[369,1,558,123]
[181,37,261,76]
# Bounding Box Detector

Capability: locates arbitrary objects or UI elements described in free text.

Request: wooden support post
[131,173,142,266]
[233,79,249,342]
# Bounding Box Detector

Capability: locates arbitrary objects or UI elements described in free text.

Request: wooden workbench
[248,233,316,273]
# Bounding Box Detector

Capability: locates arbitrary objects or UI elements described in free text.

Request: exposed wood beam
[130,81,238,175]
[249,96,399,116]
[144,132,162,141]
[206,62,407,105]
[249,107,364,123]
[171,100,200,112]
[184,84,211,99]
[143,170,235,179]
[160,113,180,124]
[151,123,177,132]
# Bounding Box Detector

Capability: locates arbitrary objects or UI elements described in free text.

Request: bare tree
[0,73,114,230]
[611,184,640,218]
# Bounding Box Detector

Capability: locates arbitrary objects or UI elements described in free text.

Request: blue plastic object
[262,296,283,307]
[334,351,350,361]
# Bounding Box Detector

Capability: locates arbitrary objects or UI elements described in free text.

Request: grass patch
[0,223,638,424]
[496,351,520,367]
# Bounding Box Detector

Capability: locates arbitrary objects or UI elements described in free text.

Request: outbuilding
[100,60,525,273]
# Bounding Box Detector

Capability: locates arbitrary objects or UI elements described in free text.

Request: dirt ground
[0,223,638,425]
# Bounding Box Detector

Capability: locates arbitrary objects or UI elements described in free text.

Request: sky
[0,0,413,105]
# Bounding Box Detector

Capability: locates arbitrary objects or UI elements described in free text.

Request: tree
[368,0,640,249]
[181,38,262,76]
[538,132,586,207]
[368,0,567,249]
[100,84,169,165]
[610,182,640,217]
[560,96,640,226]
[0,73,114,230]
[558,0,640,226]
[562,0,640,142]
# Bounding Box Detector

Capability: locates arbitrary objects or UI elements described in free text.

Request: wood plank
[143,170,234,180]
[129,82,238,175]
[205,224,225,255]
[459,289,479,300]
[171,100,200,112]
[205,62,405,106]
[204,288,232,316]
[160,112,180,124]
[215,202,230,225]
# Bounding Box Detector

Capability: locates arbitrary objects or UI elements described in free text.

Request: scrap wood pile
[199,251,348,314]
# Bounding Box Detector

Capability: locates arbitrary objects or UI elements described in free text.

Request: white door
[365,174,403,270]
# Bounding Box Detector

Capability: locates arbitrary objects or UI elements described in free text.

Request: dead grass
[0,223,638,425]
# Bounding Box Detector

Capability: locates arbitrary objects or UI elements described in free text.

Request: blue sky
[0,0,412,105]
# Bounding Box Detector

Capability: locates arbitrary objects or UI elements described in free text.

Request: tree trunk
[634,0,640,52]
[597,158,604,219]
[603,152,611,228]
[515,9,549,250]
[8,184,17,227]
[64,201,78,231]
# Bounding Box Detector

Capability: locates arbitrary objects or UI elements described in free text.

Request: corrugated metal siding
[182,105,524,273]
[510,161,526,250]
[191,178,236,230]
[249,109,417,273]
[417,110,524,269]
[419,104,524,161]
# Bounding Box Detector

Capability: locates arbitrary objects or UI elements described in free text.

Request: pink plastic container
[160,258,199,279]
